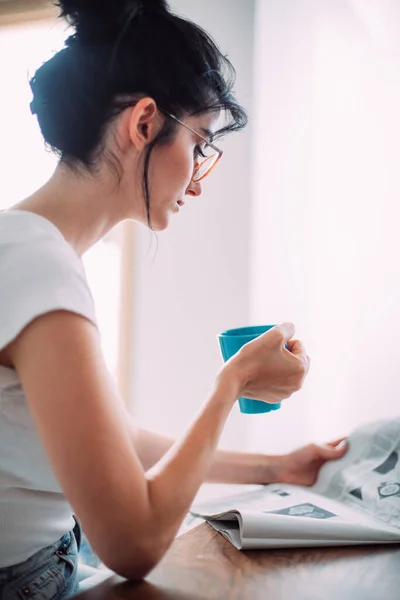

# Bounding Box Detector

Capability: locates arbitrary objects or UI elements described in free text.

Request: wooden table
[74,523,400,600]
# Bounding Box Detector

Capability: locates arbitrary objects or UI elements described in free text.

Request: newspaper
[190,418,400,549]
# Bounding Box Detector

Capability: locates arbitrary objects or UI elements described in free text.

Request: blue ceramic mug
[218,325,282,414]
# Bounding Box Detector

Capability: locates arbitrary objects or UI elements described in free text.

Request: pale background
[0,0,399,460]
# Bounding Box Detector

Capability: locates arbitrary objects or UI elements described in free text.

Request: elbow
[92,515,176,581]
[102,541,166,581]
[106,559,155,582]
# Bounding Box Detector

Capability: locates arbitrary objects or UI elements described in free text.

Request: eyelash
[194,144,206,159]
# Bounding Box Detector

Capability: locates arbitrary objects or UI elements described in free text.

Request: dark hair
[29,0,247,226]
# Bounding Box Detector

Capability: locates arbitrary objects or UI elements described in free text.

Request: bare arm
[7,312,239,579]
[131,426,348,488]
[131,425,281,484]
[8,314,306,580]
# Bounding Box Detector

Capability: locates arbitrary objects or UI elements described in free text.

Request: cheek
[172,155,193,189]
[160,141,194,190]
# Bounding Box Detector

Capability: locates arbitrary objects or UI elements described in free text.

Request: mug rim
[218,325,276,338]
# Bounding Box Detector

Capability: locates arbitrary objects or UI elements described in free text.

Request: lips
[177,200,185,207]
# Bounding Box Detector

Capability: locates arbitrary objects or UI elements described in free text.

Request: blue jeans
[0,518,82,599]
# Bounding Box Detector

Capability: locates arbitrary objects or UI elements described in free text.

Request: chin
[150,215,170,232]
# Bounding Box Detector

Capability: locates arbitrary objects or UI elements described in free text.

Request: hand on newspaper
[274,438,348,486]
[221,323,310,404]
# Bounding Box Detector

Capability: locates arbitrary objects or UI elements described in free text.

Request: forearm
[131,416,282,485]
[131,426,175,471]
[206,448,281,484]
[144,377,237,551]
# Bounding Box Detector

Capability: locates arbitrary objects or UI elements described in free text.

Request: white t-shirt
[0,210,97,568]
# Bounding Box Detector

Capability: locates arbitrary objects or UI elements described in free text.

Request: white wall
[249,0,400,454]
[130,0,255,448]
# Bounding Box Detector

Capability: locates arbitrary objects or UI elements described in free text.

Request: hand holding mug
[218,323,310,413]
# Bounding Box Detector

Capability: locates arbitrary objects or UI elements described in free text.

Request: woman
[0,0,347,597]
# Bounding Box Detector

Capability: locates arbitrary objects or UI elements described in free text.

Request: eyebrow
[200,128,214,140]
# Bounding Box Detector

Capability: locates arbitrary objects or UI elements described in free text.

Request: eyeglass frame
[162,111,223,183]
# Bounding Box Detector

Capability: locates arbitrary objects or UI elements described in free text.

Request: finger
[326,437,348,448]
[286,338,306,356]
[319,440,348,459]
[275,322,295,342]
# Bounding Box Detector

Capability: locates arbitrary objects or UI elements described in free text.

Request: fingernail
[337,440,348,450]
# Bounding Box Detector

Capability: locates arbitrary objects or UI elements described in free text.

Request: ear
[128,97,162,151]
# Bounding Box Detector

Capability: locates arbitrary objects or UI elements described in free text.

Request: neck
[11,163,127,256]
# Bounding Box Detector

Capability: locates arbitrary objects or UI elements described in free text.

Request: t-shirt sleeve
[0,237,97,350]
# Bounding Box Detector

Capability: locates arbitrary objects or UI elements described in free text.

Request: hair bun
[56,0,170,41]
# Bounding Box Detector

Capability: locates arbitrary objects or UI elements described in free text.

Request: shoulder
[0,210,97,350]
[0,210,84,277]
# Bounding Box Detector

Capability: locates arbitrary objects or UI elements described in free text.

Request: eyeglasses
[163,111,223,183]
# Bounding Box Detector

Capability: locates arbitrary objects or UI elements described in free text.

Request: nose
[185,179,202,197]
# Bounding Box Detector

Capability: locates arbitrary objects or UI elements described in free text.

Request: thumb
[275,322,295,342]
[319,439,348,460]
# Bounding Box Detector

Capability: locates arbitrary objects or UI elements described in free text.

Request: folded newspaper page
[190,418,400,549]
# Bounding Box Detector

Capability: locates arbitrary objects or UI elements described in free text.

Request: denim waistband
[0,515,82,582]
[72,515,82,552]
